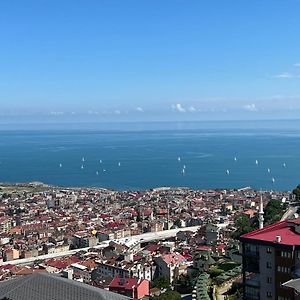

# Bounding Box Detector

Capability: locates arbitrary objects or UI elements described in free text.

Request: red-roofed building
[109,276,149,299]
[154,253,187,283]
[240,218,300,300]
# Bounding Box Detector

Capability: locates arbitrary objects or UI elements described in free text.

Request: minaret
[258,192,264,229]
[167,199,170,230]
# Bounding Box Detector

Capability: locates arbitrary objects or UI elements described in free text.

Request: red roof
[109,276,147,290]
[45,256,80,269]
[162,253,186,264]
[182,253,193,261]
[144,244,159,253]
[241,219,300,246]
[217,244,225,250]
[133,254,142,261]
[196,245,211,251]
[0,264,14,270]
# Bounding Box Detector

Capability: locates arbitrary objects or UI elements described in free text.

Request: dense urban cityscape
[1,0,300,299]
[0,182,299,299]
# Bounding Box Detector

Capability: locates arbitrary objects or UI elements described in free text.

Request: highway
[0,226,200,266]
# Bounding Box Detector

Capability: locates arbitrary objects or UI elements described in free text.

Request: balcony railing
[245,275,260,288]
[244,251,259,258]
[244,296,260,300]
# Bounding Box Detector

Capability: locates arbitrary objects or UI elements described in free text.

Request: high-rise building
[240,218,300,300]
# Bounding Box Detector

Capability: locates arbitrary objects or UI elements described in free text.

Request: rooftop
[0,272,130,300]
[109,276,148,290]
[162,253,186,265]
[241,218,300,246]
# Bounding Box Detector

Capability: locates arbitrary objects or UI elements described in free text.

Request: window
[281,251,292,258]
[277,266,290,273]
[267,277,272,283]
[278,297,290,300]
[267,291,272,297]
[267,247,272,253]
[267,261,272,269]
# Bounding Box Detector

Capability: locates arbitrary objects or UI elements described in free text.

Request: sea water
[0,120,300,191]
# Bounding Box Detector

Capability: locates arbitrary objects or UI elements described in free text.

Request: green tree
[174,274,193,293]
[264,199,285,225]
[152,276,170,289]
[232,214,255,239]
[293,184,300,202]
[152,291,181,300]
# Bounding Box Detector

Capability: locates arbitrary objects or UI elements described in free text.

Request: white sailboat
[118,162,121,167]
[283,162,286,168]
[255,160,259,165]
[82,157,85,162]
[59,163,62,168]
[182,168,185,175]
[267,168,271,173]
[178,157,181,162]
[234,157,237,162]
[96,171,99,175]
[99,159,102,164]
[226,169,230,175]
[81,164,84,169]
[272,177,275,183]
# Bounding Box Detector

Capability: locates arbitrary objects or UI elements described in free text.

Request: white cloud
[136,107,144,112]
[273,72,294,78]
[172,103,186,113]
[243,104,257,112]
[188,106,196,112]
[294,63,300,67]
[88,110,99,115]
[114,110,121,114]
[50,111,64,116]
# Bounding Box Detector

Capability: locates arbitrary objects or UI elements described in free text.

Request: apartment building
[240,218,300,300]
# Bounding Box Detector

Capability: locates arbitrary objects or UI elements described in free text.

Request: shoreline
[0,181,291,193]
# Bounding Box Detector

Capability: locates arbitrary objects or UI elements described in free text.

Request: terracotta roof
[162,253,186,265]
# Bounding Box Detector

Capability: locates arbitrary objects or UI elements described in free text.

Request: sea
[1,119,300,191]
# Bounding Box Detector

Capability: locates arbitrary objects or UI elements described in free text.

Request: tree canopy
[293,184,300,202]
[232,214,256,239]
[264,199,285,225]
[152,291,181,300]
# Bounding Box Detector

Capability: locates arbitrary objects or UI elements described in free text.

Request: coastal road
[0,226,200,266]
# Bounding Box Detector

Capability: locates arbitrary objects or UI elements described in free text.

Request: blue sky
[1,0,300,122]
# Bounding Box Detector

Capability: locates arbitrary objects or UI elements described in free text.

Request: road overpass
[0,226,200,266]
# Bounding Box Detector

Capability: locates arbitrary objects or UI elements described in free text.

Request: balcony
[244,296,260,300]
[245,274,260,288]
[244,282,260,300]
[244,250,259,258]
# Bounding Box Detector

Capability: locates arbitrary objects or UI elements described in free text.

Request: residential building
[0,217,11,233]
[240,218,300,300]
[109,276,149,299]
[154,253,187,283]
